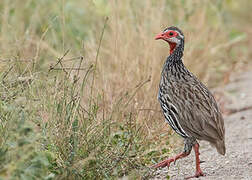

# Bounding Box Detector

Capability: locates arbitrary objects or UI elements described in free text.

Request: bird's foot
[151,152,189,169]
[185,170,205,179]
[151,157,175,169]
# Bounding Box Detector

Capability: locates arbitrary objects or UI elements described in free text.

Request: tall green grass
[0,0,250,179]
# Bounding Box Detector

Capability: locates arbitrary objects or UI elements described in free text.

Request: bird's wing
[173,76,225,142]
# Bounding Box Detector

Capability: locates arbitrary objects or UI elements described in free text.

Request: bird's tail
[214,139,226,155]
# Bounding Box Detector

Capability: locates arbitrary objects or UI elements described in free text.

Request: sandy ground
[151,71,252,180]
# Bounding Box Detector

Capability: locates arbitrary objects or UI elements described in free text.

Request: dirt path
[152,71,252,180]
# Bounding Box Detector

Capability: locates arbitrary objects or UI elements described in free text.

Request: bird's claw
[173,159,177,165]
[185,170,205,179]
[151,158,175,169]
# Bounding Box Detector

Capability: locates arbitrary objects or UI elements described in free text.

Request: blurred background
[0,0,251,179]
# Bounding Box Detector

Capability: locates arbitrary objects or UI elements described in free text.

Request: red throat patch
[169,42,177,54]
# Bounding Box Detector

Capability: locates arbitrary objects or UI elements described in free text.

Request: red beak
[155,33,164,40]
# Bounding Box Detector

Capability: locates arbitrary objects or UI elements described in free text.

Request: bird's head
[155,26,184,54]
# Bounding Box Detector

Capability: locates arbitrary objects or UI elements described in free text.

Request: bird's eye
[169,32,174,36]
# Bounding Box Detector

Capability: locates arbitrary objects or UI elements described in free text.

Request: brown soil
[151,71,252,180]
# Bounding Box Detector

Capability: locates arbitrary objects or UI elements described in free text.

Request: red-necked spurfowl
[153,26,226,179]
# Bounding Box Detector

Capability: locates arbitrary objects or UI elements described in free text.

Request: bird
[152,26,226,179]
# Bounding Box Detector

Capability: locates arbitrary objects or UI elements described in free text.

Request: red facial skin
[155,30,178,54]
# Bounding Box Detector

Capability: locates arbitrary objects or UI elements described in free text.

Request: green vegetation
[0,0,251,179]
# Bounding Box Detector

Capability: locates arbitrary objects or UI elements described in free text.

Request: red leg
[185,143,205,179]
[151,151,190,169]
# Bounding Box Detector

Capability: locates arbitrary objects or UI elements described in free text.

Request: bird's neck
[165,41,184,66]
